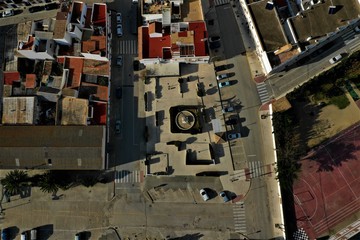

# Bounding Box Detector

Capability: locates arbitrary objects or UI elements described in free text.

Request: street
[209,2,284,239]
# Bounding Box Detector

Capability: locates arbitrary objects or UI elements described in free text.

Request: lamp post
[238,230,261,239]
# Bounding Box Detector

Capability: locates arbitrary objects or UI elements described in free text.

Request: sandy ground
[294,92,360,148]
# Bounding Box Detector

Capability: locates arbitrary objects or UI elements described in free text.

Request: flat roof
[2,97,36,125]
[290,0,360,42]
[0,125,106,170]
[61,97,89,125]
[249,0,288,52]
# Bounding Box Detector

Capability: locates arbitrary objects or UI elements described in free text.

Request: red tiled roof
[25,74,37,89]
[82,59,109,76]
[4,71,20,85]
[188,22,207,56]
[64,57,84,88]
[92,4,106,27]
[82,36,106,54]
[57,56,65,64]
[92,102,107,125]
[81,82,108,101]
[148,34,171,59]
[19,35,34,50]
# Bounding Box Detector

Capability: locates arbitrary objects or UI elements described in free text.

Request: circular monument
[175,110,195,130]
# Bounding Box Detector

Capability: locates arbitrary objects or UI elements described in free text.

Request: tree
[38,172,59,196]
[0,170,29,196]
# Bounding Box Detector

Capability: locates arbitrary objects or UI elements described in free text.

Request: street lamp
[238,230,261,239]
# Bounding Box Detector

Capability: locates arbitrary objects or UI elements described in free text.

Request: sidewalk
[230,0,265,81]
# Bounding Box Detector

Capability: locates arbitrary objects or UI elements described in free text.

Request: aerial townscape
[0,0,360,239]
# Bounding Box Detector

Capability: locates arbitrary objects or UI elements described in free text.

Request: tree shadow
[169,233,204,240]
[310,141,359,172]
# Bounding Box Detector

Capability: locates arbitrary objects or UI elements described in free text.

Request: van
[2,9,14,17]
[30,229,37,240]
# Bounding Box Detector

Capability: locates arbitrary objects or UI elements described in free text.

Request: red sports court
[293,123,360,239]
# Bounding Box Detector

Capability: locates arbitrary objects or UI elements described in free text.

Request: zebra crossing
[115,170,143,183]
[214,0,230,6]
[245,161,273,180]
[233,202,247,233]
[256,82,270,104]
[118,40,138,55]
[341,29,356,42]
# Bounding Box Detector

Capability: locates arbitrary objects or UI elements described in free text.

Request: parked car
[30,229,37,240]
[115,87,122,99]
[44,2,58,10]
[200,189,209,201]
[225,118,238,125]
[355,26,360,33]
[116,56,123,66]
[21,231,28,240]
[219,191,230,202]
[222,106,234,113]
[216,73,230,81]
[214,64,230,72]
[29,6,44,12]
[116,13,122,24]
[1,228,10,240]
[227,133,241,140]
[329,54,342,64]
[23,1,32,6]
[218,81,231,88]
[115,120,121,134]
[2,9,14,17]
[117,24,123,37]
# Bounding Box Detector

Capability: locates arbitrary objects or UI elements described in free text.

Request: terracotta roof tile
[25,74,37,89]
[82,59,109,76]
[188,22,207,56]
[4,72,20,85]
[64,57,84,88]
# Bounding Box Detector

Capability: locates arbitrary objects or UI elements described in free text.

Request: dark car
[115,87,122,99]
[1,228,10,240]
[225,118,238,125]
[214,64,230,72]
[44,2,58,10]
[24,1,32,6]
[29,5,44,12]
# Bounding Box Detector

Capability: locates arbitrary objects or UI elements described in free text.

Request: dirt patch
[294,92,360,148]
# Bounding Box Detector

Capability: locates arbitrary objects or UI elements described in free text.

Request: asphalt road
[214,4,281,239]
[266,30,360,99]
[108,1,145,173]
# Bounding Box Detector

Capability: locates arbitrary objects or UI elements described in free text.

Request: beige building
[2,96,39,125]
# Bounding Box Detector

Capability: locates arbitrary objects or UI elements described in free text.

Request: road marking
[233,202,246,233]
[115,170,143,183]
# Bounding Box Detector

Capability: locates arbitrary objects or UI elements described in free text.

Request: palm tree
[38,172,59,197]
[0,170,29,196]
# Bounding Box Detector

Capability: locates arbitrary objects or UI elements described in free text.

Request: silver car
[329,54,342,64]
[200,189,209,201]
[219,191,230,202]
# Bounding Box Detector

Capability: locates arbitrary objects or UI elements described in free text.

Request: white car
[116,13,122,24]
[216,73,230,81]
[227,133,241,140]
[200,189,209,201]
[329,54,342,64]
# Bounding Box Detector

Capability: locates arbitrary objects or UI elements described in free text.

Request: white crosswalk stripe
[256,82,270,104]
[214,0,230,6]
[233,202,246,233]
[341,30,355,42]
[115,170,143,183]
[118,40,138,55]
[249,161,264,178]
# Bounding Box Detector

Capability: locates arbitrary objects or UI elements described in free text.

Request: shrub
[329,95,350,109]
